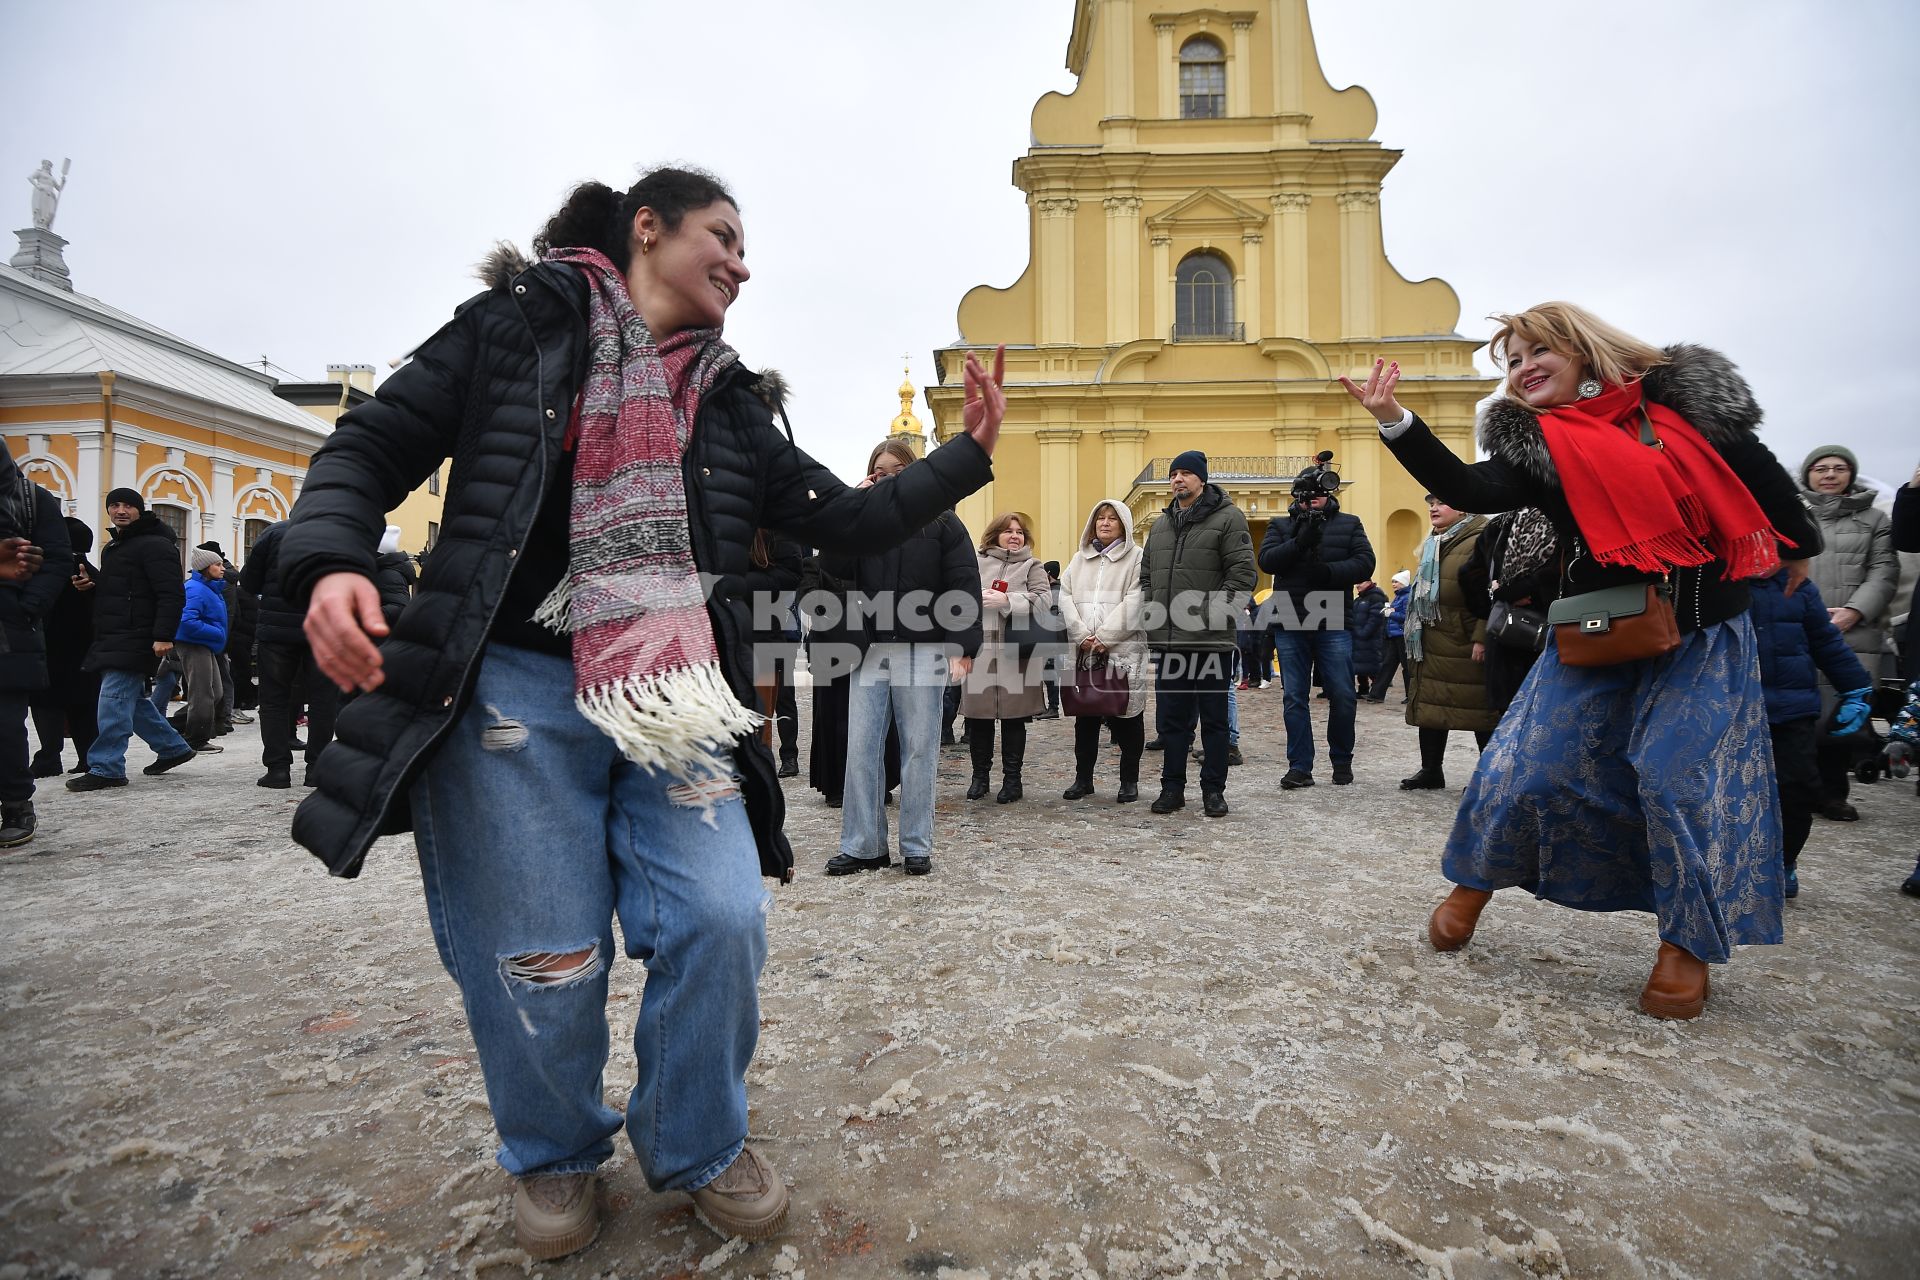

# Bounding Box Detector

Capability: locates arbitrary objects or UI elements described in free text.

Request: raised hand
[962,345,1007,456]
[1337,359,1405,427]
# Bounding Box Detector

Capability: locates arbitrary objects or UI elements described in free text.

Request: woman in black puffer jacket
[277,167,1004,1256]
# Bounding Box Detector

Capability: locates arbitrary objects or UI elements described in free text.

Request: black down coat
[276,254,993,880]
[82,513,182,676]
[239,521,310,649]
[1347,584,1388,676]
[0,482,72,692]
[372,551,418,630]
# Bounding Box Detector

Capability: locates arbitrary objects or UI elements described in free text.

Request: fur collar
[1477,344,1763,490]
[475,242,788,412]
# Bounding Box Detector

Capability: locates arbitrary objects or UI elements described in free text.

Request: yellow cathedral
[926,0,1495,580]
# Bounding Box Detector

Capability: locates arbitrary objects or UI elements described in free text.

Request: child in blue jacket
[1751,569,1872,897]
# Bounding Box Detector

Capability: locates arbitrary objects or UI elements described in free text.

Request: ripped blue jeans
[411,642,769,1190]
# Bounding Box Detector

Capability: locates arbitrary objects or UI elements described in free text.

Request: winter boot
[1063,774,1095,800]
[966,772,991,801]
[1427,885,1491,951]
[0,800,37,849]
[1639,941,1709,1020]
[996,766,1024,804]
[30,750,61,779]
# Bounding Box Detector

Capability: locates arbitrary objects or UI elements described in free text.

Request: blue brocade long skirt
[1441,611,1784,964]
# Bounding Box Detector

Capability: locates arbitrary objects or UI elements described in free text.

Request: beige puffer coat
[1800,482,1899,658]
[960,545,1052,720]
[1405,515,1498,734]
[1058,497,1150,719]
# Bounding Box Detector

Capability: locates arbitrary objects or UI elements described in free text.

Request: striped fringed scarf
[534,247,762,791]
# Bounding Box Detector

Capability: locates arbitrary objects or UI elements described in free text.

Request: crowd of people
[3,164,1916,1262]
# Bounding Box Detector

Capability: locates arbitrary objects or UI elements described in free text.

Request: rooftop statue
[29,159,69,232]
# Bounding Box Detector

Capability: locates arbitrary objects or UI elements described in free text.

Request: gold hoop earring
[640,237,653,255]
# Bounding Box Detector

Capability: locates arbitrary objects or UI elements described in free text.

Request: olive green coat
[1405,515,1499,733]
[1138,484,1257,650]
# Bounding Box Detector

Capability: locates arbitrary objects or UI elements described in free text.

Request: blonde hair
[866,439,916,475]
[979,510,1035,555]
[1489,302,1667,409]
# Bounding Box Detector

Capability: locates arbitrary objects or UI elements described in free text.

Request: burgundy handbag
[1062,655,1131,718]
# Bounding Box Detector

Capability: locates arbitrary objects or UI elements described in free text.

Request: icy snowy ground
[3,693,1915,1279]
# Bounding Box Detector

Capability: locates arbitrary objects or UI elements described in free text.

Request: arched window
[1175,252,1237,339]
[1179,36,1226,119]
[153,503,193,571]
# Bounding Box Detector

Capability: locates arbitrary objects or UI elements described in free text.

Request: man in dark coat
[1139,450,1256,817]
[30,516,100,776]
[0,454,72,846]
[242,518,339,789]
[68,488,195,791]
[1257,466,1376,787]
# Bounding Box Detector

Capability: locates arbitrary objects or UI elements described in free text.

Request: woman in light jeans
[822,441,984,877]
[287,169,1004,1258]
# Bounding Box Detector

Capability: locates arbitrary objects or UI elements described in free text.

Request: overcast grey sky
[7,0,1916,494]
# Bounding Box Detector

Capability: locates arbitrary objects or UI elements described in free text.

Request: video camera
[1288,450,1340,521]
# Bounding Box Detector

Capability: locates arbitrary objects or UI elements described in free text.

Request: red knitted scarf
[1538,382,1782,580]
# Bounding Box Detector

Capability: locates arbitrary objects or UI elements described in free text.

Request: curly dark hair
[532,166,737,272]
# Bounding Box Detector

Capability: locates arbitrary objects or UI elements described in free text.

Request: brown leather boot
[1639,941,1709,1020]
[1427,886,1492,951]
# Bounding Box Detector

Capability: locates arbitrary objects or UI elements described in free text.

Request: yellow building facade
[1,237,445,569]
[926,0,1495,580]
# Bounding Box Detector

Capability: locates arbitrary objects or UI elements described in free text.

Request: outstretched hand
[962,346,1008,456]
[1338,359,1406,427]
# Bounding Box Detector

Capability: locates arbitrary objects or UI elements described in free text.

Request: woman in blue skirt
[1340,302,1823,1019]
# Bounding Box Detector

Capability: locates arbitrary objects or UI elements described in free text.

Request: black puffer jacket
[221,565,258,659]
[47,520,98,694]
[82,513,182,676]
[817,509,982,657]
[1384,345,1822,631]
[276,254,992,880]
[373,551,417,630]
[0,482,72,692]
[239,521,310,648]
[1257,506,1376,629]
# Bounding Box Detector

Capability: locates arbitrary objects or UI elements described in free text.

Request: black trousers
[967,716,1027,776]
[0,690,32,804]
[1152,649,1232,792]
[1770,717,1822,866]
[1073,712,1143,785]
[1368,636,1407,701]
[1418,726,1491,772]
[30,676,99,769]
[258,642,339,771]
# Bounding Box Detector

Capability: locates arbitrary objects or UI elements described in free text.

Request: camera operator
[1257,454,1375,787]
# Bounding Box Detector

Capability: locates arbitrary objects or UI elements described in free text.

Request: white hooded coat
[1058,497,1150,719]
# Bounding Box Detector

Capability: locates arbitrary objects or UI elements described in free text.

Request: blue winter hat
[1169,450,1208,484]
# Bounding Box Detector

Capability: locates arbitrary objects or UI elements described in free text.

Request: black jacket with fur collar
[1382,345,1823,632]
[276,249,992,880]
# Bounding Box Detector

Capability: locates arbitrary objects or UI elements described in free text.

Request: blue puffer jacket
[175,571,228,649]
[1749,570,1870,724]
[1387,585,1409,639]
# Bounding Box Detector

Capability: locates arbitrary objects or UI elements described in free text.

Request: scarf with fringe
[1406,513,1478,663]
[1539,382,1782,581]
[534,247,762,783]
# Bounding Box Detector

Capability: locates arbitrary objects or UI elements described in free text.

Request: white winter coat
[1058,497,1150,719]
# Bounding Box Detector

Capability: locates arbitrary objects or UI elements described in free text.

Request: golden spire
[889,354,926,451]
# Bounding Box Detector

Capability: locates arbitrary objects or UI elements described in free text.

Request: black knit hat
[105,487,145,513]
[1169,450,1208,484]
